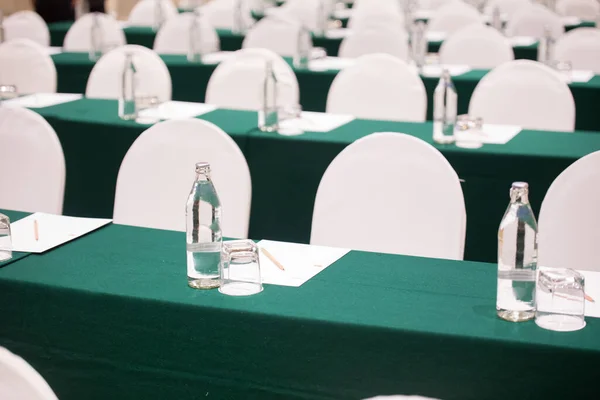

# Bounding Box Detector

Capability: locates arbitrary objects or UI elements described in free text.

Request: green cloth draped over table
[50,52,600,132]
[0,222,598,399]
[32,98,600,263]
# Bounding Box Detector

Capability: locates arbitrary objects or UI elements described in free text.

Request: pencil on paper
[33,219,39,242]
[585,294,595,303]
[260,248,285,271]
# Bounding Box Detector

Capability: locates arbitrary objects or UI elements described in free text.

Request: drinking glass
[454,114,484,149]
[0,213,12,262]
[535,268,586,332]
[0,85,18,101]
[219,240,263,296]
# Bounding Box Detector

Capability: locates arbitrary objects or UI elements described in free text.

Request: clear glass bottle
[0,9,5,44]
[154,0,165,31]
[187,9,203,63]
[315,0,328,36]
[410,21,427,71]
[433,70,457,144]
[0,213,12,262]
[497,182,538,322]
[118,52,137,120]
[293,25,311,69]
[258,60,279,132]
[89,13,103,61]
[232,0,245,34]
[491,6,502,32]
[537,25,554,64]
[186,162,223,289]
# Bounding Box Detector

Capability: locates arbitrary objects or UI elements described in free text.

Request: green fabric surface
[34,99,254,219]
[0,222,598,399]
[0,210,30,268]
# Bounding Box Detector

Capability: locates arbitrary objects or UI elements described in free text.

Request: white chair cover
[154,12,220,54]
[311,132,466,260]
[127,0,178,27]
[338,28,409,60]
[86,44,172,102]
[326,53,427,122]
[4,11,50,47]
[469,60,575,131]
[485,0,532,18]
[505,4,564,39]
[436,0,482,17]
[0,107,65,214]
[556,0,600,19]
[439,24,514,69]
[352,0,402,14]
[427,8,485,35]
[0,347,58,400]
[205,48,300,110]
[198,0,254,30]
[63,12,127,52]
[538,150,600,272]
[114,119,251,238]
[241,16,306,57]
[347,11,405,32]
[269,0,336,32]
[0,39,57,94]
[555,28,600,73]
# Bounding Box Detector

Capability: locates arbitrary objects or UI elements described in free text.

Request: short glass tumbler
[219,240,263,297]
[535,268,586,332]
[0,213,12,262]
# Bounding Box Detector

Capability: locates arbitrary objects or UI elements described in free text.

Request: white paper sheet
[561,16,581,26]
[325,28,352,39]
[568,70,594,83]
[2,93,83,108]
[137,101,217,120]
[199,51,235,65]
[413,9,434,20]
[333,8,353,19]
[508,36,537,46]
[257,240,350,287]
[309,56,356,71]
[419,64,472,77]
[455,124,522,145]
[10,213,111,253]
[279,111,355,134]
[426,31,447,42]
[45,46,63,55]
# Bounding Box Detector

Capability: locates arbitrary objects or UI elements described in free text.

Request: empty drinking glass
[535,268,586,332]
[219,240,263,296]
[0,85,18,101]
[0,213,12,262]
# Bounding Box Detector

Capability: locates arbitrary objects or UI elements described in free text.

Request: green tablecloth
[50,52,600,132]
[0,222,598,400]
[32,98,600,263]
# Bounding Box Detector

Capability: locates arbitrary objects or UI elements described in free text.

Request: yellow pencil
[33,220,39,242]
[260,248,285,271]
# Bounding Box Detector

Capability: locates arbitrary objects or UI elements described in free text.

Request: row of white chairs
[0,105,598,269]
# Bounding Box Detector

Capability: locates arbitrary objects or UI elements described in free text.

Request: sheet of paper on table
[455,124,522,145]
[333,8,353,19]
[508,36,537,47]
[10,213,111,253]
[2,93,83,108]
[309,56,356,71]
[279,111,355,133]
[325,28,352,39]
[257,240,350,287]
[419,64,472,77]
[561,16,582,26]
[199,51,235,65]
[578,269,600,318]
[567,70,594,83]
[426,31,447,42]
[137,101,217,120]
[45,46,63,55]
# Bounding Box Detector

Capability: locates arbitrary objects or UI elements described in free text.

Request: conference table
[29,97,600,264]
[48,51,600,132]
[0,209,598,400]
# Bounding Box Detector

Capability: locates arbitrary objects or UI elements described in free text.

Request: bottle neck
[195,171,211,182]
[510,192,529,205]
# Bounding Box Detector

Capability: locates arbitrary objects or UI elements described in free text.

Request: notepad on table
[279,111,355,133]
[137,101,217,120]
[309,56,356,71]
[10,213,111,253]
[3,93,83,108]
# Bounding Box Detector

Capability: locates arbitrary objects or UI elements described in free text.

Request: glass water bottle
[491,7,502,32]
[187,9,203,63]
[232,0,245,34]
[293,25,311,69]
[410,21,427,71]
[258,60,279,132]
[186,162,223,290]
[433,70,457,144]
[154,0,165,31]
[538,26,555,64]
[0,9,5,44]
[497,182,538,322]
[118,52,137,120]
[89,13,103,61]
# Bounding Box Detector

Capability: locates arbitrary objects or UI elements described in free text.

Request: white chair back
[538,150,600,272]
[556,0,600,19]
[311,132,466,260]
[127,0,178,27]
[270,0,336,32]
[154,12,220,54]
[86,44,172,102]
[114,119,251,238]
[199,0,254,30]
[436,0,481,17]
[0,107,65,214]
[469,60,575,131]
[338,28,409,60]
[554,28,600,74]
[347,10,405,32]
[352,0,402,14]
[0,39,57,94]
[4,11,50,47]
[485,0,532,18]
[241,16,306,57]
[206,48,299,110]
[63,12,127,52]
[439,24,514,69]
[0,347,58,400]
[505,4,564,39]
[326,53,427,122]
[427,9,485,35]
